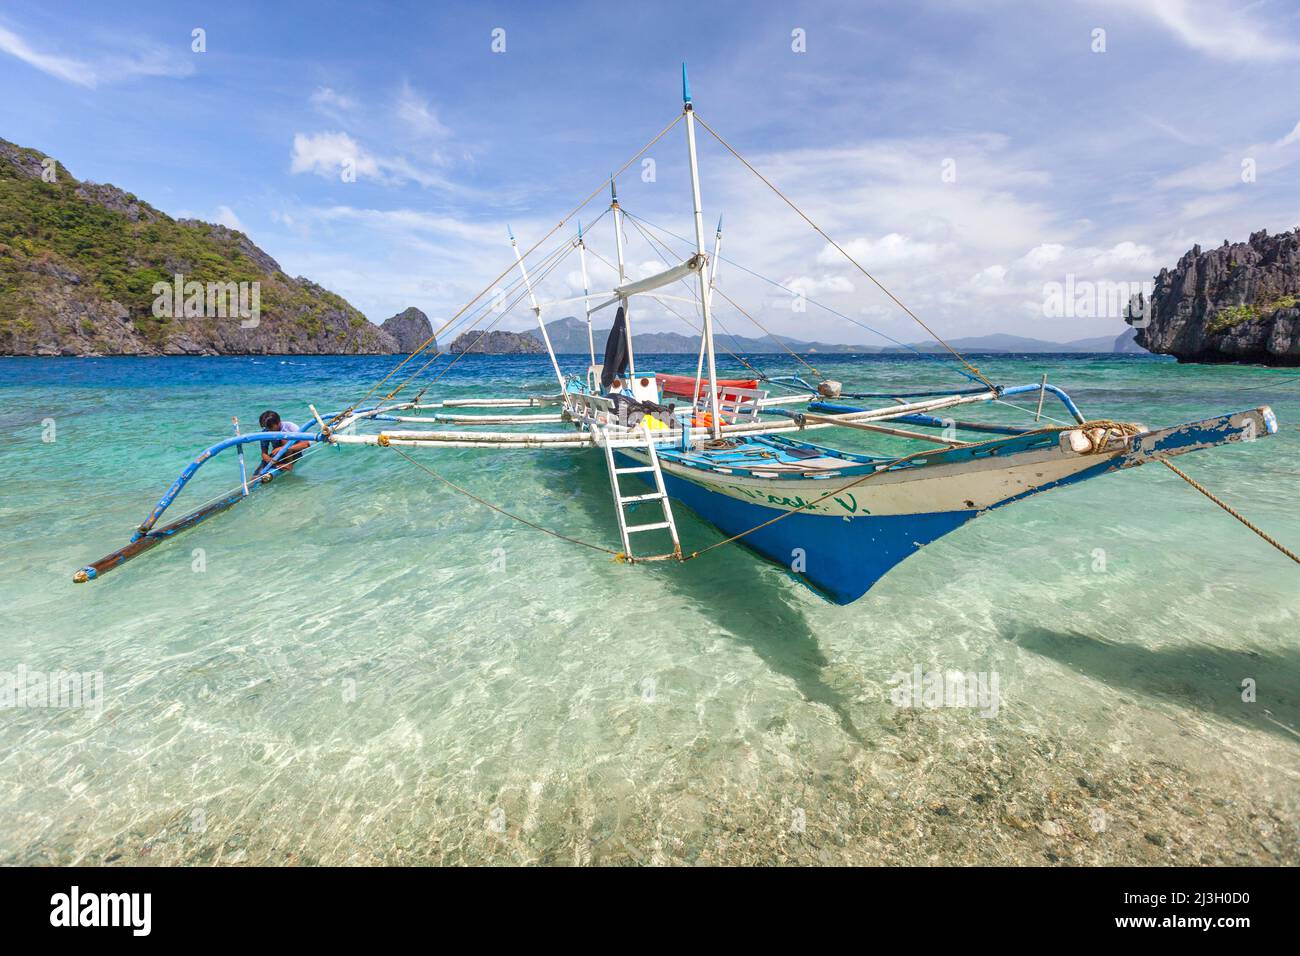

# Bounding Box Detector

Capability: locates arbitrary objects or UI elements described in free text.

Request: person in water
[257,410,309,473]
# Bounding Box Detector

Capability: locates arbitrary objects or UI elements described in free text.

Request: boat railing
[700,385,765,424]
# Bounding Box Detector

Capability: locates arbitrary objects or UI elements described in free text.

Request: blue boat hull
[655,467,978,604]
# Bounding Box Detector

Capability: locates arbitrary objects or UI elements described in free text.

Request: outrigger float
[75,69,1291,602]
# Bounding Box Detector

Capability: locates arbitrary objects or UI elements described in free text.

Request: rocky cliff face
[0,137,400,356]
[1127,228,1300,366]
[448,329,544,354]
[379,307,435,354]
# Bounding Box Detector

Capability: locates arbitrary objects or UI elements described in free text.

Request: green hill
[0,137,397,355]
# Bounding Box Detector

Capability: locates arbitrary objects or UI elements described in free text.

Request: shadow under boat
[557,451,869,745]
[1007,624,1300,745]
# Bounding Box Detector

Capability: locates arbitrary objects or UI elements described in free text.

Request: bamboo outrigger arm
[73,429,324,583]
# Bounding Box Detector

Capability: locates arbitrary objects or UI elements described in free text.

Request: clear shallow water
[0,352,1296,865]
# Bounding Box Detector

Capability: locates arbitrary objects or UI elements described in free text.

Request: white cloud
[291,131,382,181]
[290,130,468,192]
[818,233,941,268]
[783,274,856,297]
[310,86,357,111]
[1179,194,1238,219]
[1157,118,1300,191]
[302,204,505,244]
[0,24,193,87]
[0,24,94,86]
[394,82,449,140]
[214,205,244,230]
[967,265,1009,296]
[1102,0,1300,62]
[1017,243,1065,270]
[1088,240,1157,272]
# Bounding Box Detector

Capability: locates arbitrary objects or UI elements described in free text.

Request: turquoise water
[1,353,1296,864]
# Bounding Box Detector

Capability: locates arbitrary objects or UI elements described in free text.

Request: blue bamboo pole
[134,430,321,540]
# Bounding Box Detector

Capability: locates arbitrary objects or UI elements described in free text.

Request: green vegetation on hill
[1206,295,1300,334]
[0,137,395,355]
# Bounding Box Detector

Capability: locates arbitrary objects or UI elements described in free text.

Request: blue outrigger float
[74,71,1290,599]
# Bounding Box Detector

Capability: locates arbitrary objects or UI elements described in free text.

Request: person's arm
[276,440,310,471]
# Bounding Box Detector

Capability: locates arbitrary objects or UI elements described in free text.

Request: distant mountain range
[490,316,1146,356]
[892,329,1146,354]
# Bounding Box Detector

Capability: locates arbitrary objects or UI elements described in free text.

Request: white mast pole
[610,179,634,377]
[509,225,565,391]
[691,215,723,408]
[577,221,596,369]
[682,64,721,439]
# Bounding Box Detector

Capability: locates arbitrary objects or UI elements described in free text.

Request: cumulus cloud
[783,274,856,298]
[291,131,383,181]
[1089,241,1157,272]
[817,233,941,268]
[1016,243,1065,271]
[967,265,1009,296]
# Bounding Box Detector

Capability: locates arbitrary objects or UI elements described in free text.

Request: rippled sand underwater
[1,354,1296,865]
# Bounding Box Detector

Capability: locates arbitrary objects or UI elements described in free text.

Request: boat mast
[509,225,565,390]
[691,214,723,407]
[577,221,596,367]
[682,64,722,438]
[610,179,634,377]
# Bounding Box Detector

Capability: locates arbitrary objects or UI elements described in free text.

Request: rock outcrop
[1126,228,1300,366]
[448,329,544,354]
[0,137,398,356]
[379,307,435,354]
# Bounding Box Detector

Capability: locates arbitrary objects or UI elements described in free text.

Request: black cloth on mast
[600,306,629,391]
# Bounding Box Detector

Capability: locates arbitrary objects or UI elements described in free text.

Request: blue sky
[3,0,1299,345]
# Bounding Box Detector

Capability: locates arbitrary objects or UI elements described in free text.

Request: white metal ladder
[596,422,682,562]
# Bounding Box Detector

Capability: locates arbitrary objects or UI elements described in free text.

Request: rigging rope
[617,207,823,380]
[1158,459,1300,565]
[392,236,581,399]
[710,284,822,379]
[388,446,622,556]
[332,112,685,424]
[401,208,614,401]
[581,242,771,381]
[621,209,977,380]
[692,113,995,391]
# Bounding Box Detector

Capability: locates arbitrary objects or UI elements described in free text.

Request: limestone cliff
[1127,228,1300,366]
[448,329,544,354]
[380,307,435,354]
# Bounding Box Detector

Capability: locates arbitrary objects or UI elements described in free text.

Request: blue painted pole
[134,431,321,539]
[810,382,1085,425]
[998,383,1086,423]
